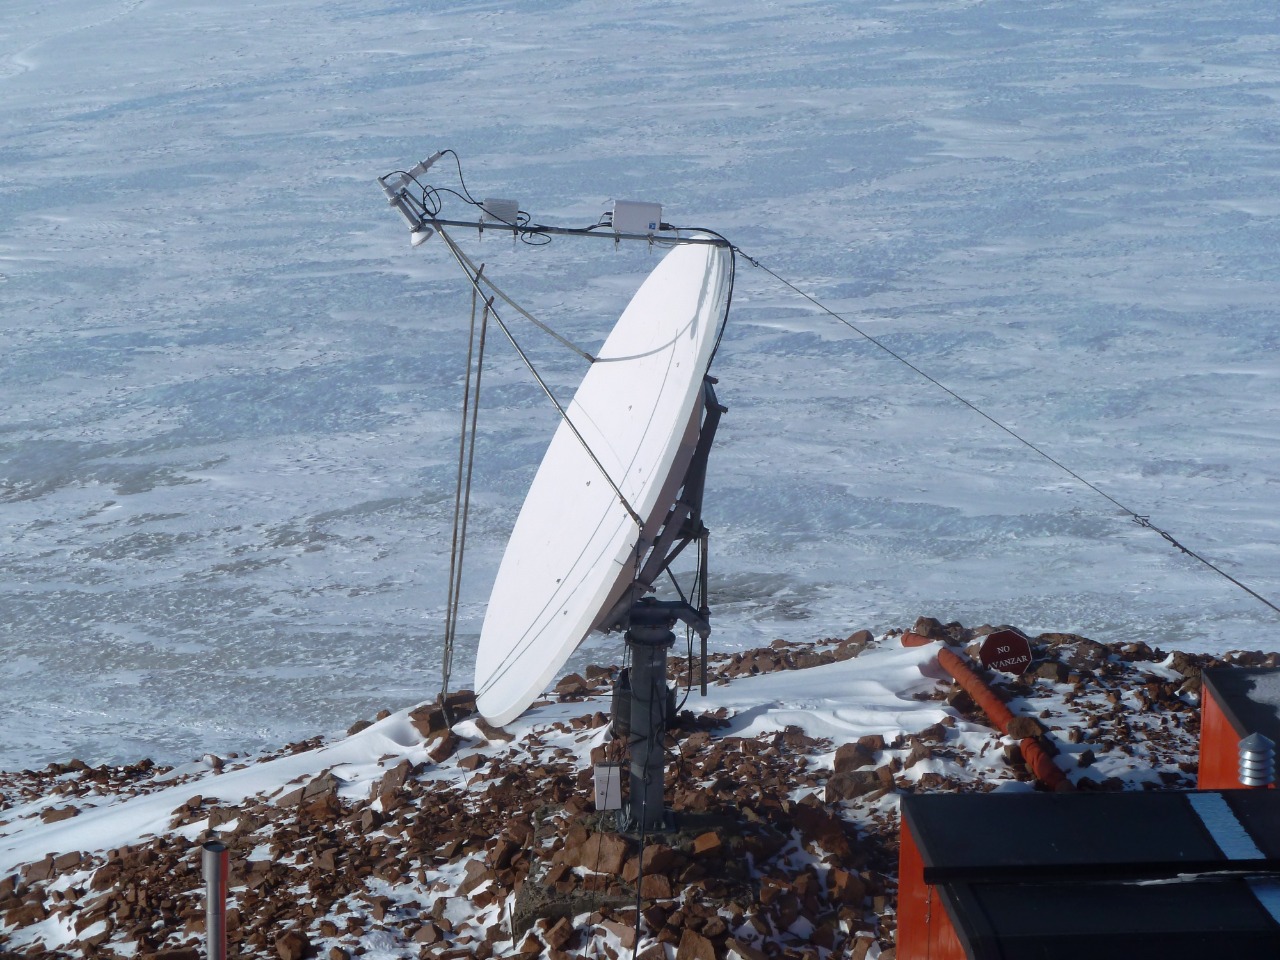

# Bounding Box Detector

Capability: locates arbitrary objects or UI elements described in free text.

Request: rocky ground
[2,619,1268,960]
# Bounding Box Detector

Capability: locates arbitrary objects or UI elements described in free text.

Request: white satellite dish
[475,243,732,726]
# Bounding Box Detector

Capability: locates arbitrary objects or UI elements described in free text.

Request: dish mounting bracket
[608,377,725,835]
[597,376,725,642]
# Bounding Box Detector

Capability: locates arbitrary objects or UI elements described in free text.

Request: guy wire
[734,247,1280,618]
[437,225,644,530]
[436,223,596,363]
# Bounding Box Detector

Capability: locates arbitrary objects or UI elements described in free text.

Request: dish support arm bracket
[598,377,725,635]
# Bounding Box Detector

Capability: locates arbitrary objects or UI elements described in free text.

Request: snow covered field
[3,0,1279,769]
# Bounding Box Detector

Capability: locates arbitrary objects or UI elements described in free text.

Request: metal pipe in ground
[202,839,228,960]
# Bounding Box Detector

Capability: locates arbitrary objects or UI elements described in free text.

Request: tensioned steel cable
[437,226,644,524]
[735,247,1280,617]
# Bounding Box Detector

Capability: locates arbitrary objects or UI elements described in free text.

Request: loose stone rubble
[0,618,1256,960]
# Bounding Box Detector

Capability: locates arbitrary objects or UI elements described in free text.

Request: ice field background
[2,0,1278,768]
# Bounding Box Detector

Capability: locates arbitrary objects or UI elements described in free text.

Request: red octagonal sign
[979,629,1033,675]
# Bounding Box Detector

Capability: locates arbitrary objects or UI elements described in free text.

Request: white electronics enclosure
[611,200,663,235]
[474,243,732,725]
[481,198,520,226]
[593,762,623,811]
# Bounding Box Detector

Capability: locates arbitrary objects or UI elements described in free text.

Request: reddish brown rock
[676,928,717,960]
[758,876,788,906]
[40,804,79,823]
[303,771,339,801]
[428,733,461,763]
[782,725,817,751]
[314,847,338,872]
[945,683,977,713]
[90,862,122,893]
[601,919,637,949]
[690,831,722,858]
[53,850,82,873]
[912,617,949,641]
[833,742,875,773]
[1041,634,1108,669]
[275,929,311,960]
[544,917,574,951]
[793,802,853,859]
[791,650,832,670]
[301,791,340,820]
[642,844,685,876]
[826,770,880,802]
[1007,716,1046,739]
[4,900,47,927]
[544,863,571,885]
[640,873,673,898]
[275,785,306,807]
[22,855,56,882]
[554,673,590,697]
[917,772,949,791]
[415,922,444,944]
[904,740,933,770]
[208,806,239,828]
[459,859,493,895]
[409,705,449,741]
[829,867,866,905]
[576,831,629,876]
[490,838,520,870]
[476,718,514,743]
[378,759,413,795]
[915,723,948,743]
[1034,660,1069,683]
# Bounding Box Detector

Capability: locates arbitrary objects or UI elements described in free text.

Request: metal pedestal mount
[615,598,708,834]
[620,607,675,833]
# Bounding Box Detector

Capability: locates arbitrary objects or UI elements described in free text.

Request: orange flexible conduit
[936,646,1073,793]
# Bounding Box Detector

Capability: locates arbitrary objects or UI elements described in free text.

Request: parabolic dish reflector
[475,243,732,725]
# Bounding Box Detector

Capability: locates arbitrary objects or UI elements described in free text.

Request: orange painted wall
[1198,685,1242,790]
[897,817,965,960]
